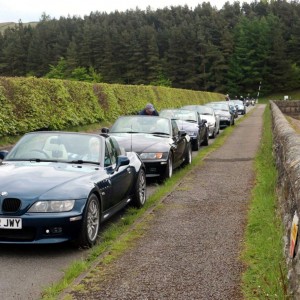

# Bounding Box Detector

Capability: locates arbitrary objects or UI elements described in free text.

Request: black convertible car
[159,109,208,150]
[102,115,192,181]
[0,132,146,248]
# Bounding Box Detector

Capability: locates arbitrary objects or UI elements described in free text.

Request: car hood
[110,133,172,153]
[0,161,102,200]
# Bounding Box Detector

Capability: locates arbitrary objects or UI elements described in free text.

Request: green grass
[262,90,300,101]
[41,121,238,299]
[241,106,288,299]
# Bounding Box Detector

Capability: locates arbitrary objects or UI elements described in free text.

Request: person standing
[139,103,159,116]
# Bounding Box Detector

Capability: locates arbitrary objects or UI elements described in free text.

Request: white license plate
[0,218,22,229]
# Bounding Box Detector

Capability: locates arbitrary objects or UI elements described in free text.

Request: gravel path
[66,105,266,300]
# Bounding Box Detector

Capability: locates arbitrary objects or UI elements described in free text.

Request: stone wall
[273,100,300,120]
[270,101,300,298]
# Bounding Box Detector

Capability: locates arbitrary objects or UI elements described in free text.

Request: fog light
[50,227,62,234]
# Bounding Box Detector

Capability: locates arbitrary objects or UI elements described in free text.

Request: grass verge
[41,118,245,299]
[241,105,288,299]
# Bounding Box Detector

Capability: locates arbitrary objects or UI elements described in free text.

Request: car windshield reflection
[160,109,198,123]
[182,105,214,116]
[110,116,171,135]
[4,132,102,164]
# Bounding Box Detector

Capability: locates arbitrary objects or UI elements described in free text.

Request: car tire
[160,152,173,182]
[183,143,192,166]
[201,130,209,146]
[211,127,216,139]
[131,169,146,208]
[193,136,200,151]
[74,193,100,248]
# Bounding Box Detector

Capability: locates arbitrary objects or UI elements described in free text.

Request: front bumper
[143,160,168,177]
[0,200,86,244]
[219,118,231,127]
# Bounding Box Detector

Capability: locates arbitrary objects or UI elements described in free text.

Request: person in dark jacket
[139,103,159,116]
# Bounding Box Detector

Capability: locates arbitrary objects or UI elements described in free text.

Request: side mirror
[0,150,9,160]
[101,127,109,133]
[202,119,207,124]
[178,130,186,137]
[116,155,130,171]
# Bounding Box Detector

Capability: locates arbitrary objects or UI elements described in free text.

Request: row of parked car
[0,100,246,248]
[101,100,247,182]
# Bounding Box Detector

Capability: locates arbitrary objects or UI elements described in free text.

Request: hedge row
[0,77,224,136]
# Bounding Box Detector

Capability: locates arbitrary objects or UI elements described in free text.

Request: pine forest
[1,0,300,97]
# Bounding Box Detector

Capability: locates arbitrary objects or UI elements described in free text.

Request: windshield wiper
[69,160,100,165]
[112,131,140,134]
[151,132,170,135]
[25,159,59,162]
[184,119,197,122]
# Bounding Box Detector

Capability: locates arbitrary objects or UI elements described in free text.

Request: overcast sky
[0,0,253,23]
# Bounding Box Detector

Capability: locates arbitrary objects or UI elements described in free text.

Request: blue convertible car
[0,131,146,248]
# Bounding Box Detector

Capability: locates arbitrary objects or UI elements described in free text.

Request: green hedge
[0,77,224,136]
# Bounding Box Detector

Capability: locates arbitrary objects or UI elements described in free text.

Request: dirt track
[63,105,266,300]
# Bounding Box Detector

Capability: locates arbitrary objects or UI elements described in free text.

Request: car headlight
[139,152,166,160]
[28,200,75,212]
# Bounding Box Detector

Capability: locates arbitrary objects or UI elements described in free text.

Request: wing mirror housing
[0,150,9,160]
[116,155,130,171]
[178,130,186,137]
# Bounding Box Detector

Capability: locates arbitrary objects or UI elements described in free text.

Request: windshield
[207,103,229,111]
[182,105,213,115]
[110,116,171,135]
[5,132,103,164]
[160,109,198,122]
[232,100,244,105]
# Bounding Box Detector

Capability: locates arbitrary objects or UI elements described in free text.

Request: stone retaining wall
[270,101,300,298]
[273,100,300,119]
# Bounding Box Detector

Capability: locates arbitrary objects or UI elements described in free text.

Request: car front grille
[2,198,21,213]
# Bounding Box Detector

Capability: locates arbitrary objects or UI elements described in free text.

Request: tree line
[0,0,300,97]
